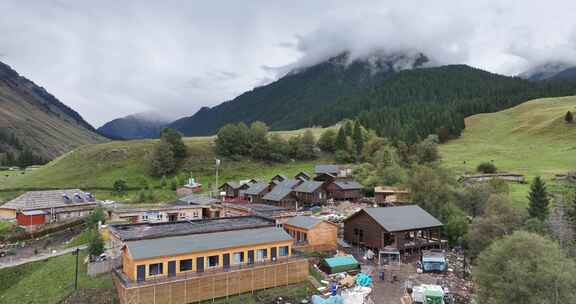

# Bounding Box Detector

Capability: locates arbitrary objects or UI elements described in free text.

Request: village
[0,163,529,304]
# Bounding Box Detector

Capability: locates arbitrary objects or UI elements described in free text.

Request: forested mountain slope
[0,61,105,164]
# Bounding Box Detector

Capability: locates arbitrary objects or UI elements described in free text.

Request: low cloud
[1,0,575,126]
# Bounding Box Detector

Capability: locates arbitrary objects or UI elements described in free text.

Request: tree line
[0,129,45,167]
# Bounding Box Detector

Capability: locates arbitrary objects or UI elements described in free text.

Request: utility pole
[214,158,221,198]
[74,247,80,290]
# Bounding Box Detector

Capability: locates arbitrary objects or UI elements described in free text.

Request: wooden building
[325,180,363,201]
[219,202,300,224]
[263,179,301,210]
[294,171,312,182]
[219,181,250,199]
[271,174,288,184]
[344,206,444,255]
[283,216,338,252]
[374,186,411,205]
[111,216,308,304]
[292,180,326,205]
[242,181,270,203]
[0,189,98,228]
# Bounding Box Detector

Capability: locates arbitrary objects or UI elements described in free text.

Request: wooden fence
[114,258,308,304]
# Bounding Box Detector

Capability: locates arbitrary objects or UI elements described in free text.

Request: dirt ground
[0,225,84,263]
[62,288,119,304]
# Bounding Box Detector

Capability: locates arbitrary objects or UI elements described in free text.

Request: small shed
[16,210,46,227]
[283,215,338,251]
[319,255,361,274]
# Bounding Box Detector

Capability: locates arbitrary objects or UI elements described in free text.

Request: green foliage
[160,175,167,188]
[476,162,497,174]
[112,179,127,195]
[317,129,337,153]
[352,120,364,158]
[160,128,187,158]
[334,149,354,163]
[170,178,178,191]
[87,229,104,258]
[334,127,347,151]
[408,165,457,219]
[443,206,469,247]
[85,207,105,229]
[457,182,506,217]
[149,140,176,177]
[565,110,574,123]
[527,176,550,221]
[474,231,576,304]
[466,195,525,258]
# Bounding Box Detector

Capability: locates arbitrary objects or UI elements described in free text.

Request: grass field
[0,251,113,304]
[0,127,334,203]
[440,96,576,206]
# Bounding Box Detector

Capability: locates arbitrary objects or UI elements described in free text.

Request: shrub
[476,162,497,174]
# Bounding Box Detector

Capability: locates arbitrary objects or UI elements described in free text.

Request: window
[233,252,244,265]
[193,212,199,218]
[279,246,289,257]
[149,263,163,276]
[208,255,219,268]
[303,233,308,241]
[256,249,267,262]
[180,259,192,272]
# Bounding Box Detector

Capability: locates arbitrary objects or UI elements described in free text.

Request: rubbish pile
[312,272,374,304]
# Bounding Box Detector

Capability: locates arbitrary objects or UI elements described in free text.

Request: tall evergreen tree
[565,111,574,123]
[527,176,550,221]
[335,127,347,151]
[352,120,364,158]
[160,128,187,158]
[343,121,354,137]
[149,140,176,177]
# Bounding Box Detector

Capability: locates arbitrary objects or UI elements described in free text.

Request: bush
[87,229,104,258]
[476,162,497,174]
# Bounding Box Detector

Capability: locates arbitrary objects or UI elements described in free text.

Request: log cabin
[292,180,327,205]
[325,179,363,201]
[283,216,338,252]
[242,181,270,203]
[344,206,445,256]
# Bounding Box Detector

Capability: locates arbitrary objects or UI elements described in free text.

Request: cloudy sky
[1,0,576,127]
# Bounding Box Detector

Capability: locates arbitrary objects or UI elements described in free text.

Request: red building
[16,210,46,226]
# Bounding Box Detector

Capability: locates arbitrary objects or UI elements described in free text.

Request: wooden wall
[123,240,293,281]
[114,258,308,304]
[343,210,388,250]
[284,221,337,252]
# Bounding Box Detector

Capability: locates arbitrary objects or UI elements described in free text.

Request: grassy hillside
[440,96,576,204]
[0,127,334,201]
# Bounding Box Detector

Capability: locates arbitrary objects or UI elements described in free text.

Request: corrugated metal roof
[285,216,322,230]
[126,227,292,260]
[293,181,324,193]
[244,182,269,195]
[176,194,220,206]
[315,165,339,174]
[1,189,97,211]
[275,179,300,189]
[360,206,443,232]
[263,186,293,202]
[333,180,363,190]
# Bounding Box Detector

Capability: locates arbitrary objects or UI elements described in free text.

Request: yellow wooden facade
[284,221,338,251]
[123,240,293,282]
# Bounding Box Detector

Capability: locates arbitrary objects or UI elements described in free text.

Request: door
[271,247,277,261]
[136,265,146,282]
[196,257,204,273]
[168,261,176,277]
[223,253,230,269]
[247,250,254,265]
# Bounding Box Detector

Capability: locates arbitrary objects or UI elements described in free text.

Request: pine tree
[160,128,187,158]
[527,176,550,221]
[343,121,354,137]
[149,140,176,177]
[565,111,574,123]
[335,127,347,151]
[352,120,364,158]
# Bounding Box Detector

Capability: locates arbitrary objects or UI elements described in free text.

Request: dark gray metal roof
[276,179,300,189]
[175,194,220,206]
[360,206,443,232]
[1,189,97,211]
[315,165,339,174]
[244,181,269,195]
[109,215,275,241]
[333,180,363,190]
[295,172,311,180]
[126,227,292,260]
[285,216,322,230]
[220,181,240,189]
[293,181,324,193]
[263,186,293,202]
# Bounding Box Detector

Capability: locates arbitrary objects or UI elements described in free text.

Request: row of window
[142,246,290,278]
[285,229,308,242]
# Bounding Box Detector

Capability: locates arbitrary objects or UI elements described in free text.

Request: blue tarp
[356,273,373,287]
[311,295,344,304]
